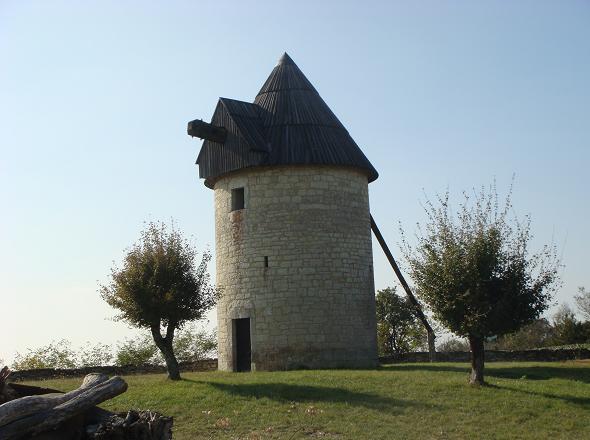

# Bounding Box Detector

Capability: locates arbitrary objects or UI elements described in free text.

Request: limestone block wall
[213,165,377,371]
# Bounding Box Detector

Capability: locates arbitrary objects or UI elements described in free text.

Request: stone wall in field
[213,165,378,371]
[8,359,218,382]
[9,347,589,382]
[381,348,590,363]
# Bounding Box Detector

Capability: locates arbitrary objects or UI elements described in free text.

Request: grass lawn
[24,361,590,439]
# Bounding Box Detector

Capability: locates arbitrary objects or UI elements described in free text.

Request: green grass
[24,361,590,439]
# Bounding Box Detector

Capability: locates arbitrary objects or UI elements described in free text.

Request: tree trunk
[427,330,436,362]
[160,341,180,381]
[151,325,181,381]
[468,335,485,385]
[370,215,437,361]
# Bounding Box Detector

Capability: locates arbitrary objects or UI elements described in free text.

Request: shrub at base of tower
[400,183,560,385]
[376,287,426,356]
[100,221,217,380]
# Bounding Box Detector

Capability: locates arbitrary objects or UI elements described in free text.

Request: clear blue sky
[1,0,589,362]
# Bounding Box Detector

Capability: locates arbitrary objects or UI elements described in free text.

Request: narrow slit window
[231,187,245,211]
[264,256,269,268]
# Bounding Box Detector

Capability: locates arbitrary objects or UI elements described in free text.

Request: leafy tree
[548,304,590,346]
[100,221,217,380]
[12,340,77,370]
[401,183,560,384]
[574,287,590,321]
[376,287,425,356]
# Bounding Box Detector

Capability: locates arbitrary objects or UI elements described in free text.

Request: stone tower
[188,53,379,371]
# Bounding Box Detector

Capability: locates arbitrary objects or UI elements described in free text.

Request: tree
[100,221,217,380]
[401,183,560,385]
[574,287,590,321]
[548,304,590,346]
[376,287,425,356]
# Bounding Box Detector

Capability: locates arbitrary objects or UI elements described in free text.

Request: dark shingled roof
[196,53,378,187]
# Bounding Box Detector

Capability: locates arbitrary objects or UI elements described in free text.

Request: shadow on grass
[484,383,590,407]
[383,364,590,384]
[383,364,590,407]
[183,380,428,412]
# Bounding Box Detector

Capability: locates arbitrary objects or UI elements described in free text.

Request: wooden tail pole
[370,214,436,361]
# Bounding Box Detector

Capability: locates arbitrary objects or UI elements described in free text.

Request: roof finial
[278,52,294,66]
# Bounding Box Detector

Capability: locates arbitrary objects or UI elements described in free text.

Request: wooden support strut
[370,214,436,361]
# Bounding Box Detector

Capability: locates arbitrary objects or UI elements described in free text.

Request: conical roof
[254,53,341,128]
[195,53,378,186]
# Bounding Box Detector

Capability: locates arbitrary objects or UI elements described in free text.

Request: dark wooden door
[235,318,251,372]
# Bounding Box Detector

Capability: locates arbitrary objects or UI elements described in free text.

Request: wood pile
[0,366,172,439]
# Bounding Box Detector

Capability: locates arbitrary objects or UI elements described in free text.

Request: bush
[12,340,77,370]
[78,343,114,367]
[10,324,218,370]
[486,319,553,350]
[173,325,217,363]
[114,326,217,366]
[115,335,160,366]
[437,337,470,352]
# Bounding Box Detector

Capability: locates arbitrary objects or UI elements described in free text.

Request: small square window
[231,187,245,211]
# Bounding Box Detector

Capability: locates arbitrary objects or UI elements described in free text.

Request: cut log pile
[0,366,173,439]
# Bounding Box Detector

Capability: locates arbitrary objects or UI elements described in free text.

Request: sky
[1,0,589,363]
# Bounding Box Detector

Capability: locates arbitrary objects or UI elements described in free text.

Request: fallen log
[0,375,127,440]
[0,373,109,427]
[0,371,171,439]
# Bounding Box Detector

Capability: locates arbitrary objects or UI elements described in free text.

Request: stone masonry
[214,165,378,371]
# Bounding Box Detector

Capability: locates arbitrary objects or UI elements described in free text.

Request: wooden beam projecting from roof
[187,119,227,143]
